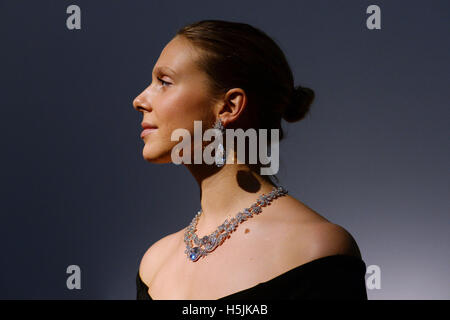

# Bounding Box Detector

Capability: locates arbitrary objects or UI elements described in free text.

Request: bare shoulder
[138,228,185,285]
[266,195,363,263]
[259,197,361,266]
[299,221,363,261]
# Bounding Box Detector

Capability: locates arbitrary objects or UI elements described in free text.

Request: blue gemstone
[189,247,200,261]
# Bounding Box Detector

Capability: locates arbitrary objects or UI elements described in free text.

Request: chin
[142,146,172,164]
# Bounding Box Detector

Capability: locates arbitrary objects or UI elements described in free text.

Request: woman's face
[133,36,217,163]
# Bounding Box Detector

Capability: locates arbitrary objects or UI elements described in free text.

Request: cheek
[161,89,211,132]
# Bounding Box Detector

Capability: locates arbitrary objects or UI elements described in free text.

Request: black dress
[136,254,368,300]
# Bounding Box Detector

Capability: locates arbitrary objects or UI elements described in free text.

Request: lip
[140,122,158,139]
[141,128,157,138]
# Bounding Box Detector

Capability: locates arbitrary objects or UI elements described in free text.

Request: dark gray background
[0,0,448,299]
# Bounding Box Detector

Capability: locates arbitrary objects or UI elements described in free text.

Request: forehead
[153,36,201,76]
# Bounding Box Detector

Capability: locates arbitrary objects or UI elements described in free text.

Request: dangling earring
[213,118,226,167]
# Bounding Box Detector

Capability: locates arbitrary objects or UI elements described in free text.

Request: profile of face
[133,36,218,163]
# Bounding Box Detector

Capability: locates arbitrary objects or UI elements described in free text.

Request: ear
[217,88,247,127]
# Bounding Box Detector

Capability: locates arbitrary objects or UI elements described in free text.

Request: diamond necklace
[184,186,288,262]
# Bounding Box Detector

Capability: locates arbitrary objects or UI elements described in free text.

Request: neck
[185,161,277,236]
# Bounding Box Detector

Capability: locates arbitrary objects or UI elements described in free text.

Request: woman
[133,20,367,300]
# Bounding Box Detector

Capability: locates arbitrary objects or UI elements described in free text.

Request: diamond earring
[213,118,226,167]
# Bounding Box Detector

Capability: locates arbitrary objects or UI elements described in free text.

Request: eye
[157,77,171,87]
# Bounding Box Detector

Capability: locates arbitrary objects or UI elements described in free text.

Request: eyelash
[157,77,171,87]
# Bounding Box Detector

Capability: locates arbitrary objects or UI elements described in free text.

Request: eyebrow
[153,66,177,76]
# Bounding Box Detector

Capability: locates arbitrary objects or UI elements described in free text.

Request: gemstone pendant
[215,143,225,167]
[189,246,201,261]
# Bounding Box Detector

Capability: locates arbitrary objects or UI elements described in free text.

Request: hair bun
[282,85,315,123]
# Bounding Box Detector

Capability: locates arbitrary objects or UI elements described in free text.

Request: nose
[133,88,151,113]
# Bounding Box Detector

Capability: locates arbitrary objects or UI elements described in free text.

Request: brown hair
[176,19,315,142]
